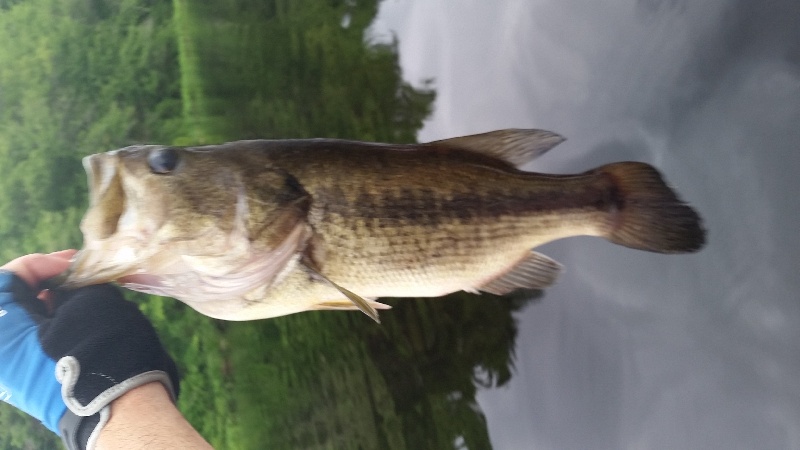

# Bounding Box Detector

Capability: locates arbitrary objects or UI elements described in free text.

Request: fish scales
[254,141,613,295]
[57,129,706,321]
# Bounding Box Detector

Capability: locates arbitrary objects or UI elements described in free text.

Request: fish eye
[148,147,180,174]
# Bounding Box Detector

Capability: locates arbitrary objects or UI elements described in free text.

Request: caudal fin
[597,162,706,253]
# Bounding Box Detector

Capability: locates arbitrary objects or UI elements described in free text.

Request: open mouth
[82,152,128,240]
[60,152,137,287]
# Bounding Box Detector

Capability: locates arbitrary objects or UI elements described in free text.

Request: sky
[373,1,800,449]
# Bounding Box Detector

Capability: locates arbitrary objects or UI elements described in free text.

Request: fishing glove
[0,271,180,450]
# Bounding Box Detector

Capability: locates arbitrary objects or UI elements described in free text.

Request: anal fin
[479,251,562,295]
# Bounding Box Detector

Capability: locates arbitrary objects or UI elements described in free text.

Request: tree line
[0,1,530,449]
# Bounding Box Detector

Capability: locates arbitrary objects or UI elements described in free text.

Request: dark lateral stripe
[315,180,611,225]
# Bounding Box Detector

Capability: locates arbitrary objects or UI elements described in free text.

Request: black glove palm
[0,273,179,450]
[42,284,179,416]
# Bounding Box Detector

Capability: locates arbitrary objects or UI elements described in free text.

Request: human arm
[0,251,212,449]
[95,381,211,450]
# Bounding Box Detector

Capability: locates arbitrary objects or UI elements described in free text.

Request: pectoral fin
[302,261,382,323]
[312,300,392,312]
[479,251,563,295]
[327,281,381,323]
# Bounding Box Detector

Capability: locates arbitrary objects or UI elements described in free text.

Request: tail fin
[597,162,706,253]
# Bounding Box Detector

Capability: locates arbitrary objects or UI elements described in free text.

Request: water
[376,1,800,448]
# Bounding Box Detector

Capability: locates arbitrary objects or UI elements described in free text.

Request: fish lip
[82,153,101,202]
[79,151,126,242]
[63,247,139,288]
[70,149,142,286]
[81,147,138,203]
[65,231,162,287]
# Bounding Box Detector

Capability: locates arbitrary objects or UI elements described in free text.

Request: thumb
[1,250,77,289]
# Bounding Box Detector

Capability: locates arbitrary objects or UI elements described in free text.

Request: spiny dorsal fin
[479,250,563,295]
[426,129,565,168]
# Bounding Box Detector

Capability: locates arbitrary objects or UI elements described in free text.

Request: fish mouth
[61,247,141,289]
[82,151,126,239]
[62,150,144,287]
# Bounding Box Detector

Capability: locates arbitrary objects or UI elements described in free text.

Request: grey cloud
[379,0,800,448]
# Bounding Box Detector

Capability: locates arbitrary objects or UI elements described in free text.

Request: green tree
[0,0,538,449]
[0,0,179,261]
[0,0,179,446]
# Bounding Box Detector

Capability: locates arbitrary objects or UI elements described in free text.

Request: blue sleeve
[0,271,66,433]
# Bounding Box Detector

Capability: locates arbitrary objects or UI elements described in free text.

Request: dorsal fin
[426,129,565,168]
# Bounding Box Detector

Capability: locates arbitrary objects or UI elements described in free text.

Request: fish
[57,129,706,322]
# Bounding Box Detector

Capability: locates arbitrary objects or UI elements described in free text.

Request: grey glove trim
[55,355,178,416]
[59,406,110,450]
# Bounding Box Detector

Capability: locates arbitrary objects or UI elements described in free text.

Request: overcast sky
[374,1,800,449]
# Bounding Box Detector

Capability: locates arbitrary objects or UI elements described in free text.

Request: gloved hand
[0,251,180,450]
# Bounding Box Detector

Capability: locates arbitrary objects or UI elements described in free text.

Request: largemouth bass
[58,129,705,322]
